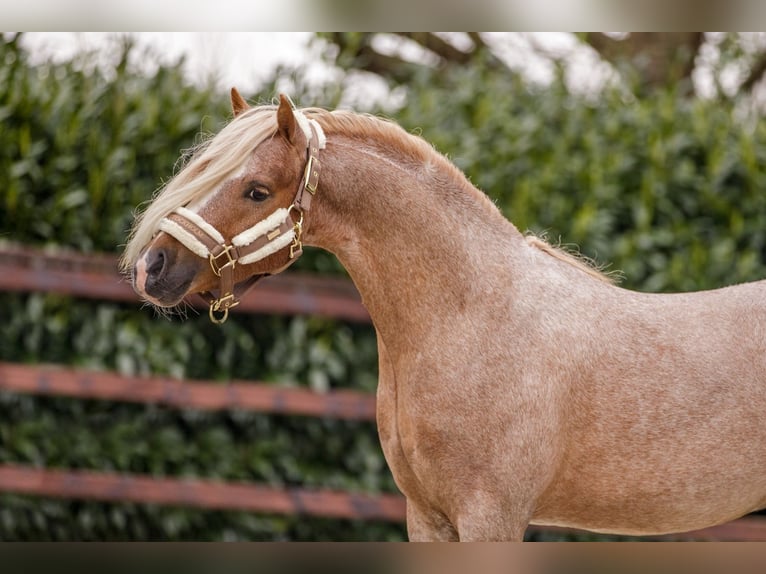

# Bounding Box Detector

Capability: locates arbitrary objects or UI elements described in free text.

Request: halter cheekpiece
[158,108,325,324]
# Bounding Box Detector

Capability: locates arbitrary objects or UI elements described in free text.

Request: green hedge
[391,59,766,292]
[1,37,221,253]
[2,35,765,540]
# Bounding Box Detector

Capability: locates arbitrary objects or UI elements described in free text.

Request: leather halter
[158,120,323,324]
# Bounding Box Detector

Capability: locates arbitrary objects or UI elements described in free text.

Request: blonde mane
[313,110,500,216]
[525,234,617,284]
[122,105,279,271]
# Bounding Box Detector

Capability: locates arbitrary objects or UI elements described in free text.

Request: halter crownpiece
[158,107,325,323]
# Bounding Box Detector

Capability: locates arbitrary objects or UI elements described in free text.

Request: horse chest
[374,342,424,499]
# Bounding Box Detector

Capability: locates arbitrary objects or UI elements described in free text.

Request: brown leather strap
[293,128,321,213]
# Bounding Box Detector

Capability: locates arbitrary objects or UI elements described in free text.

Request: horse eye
[246,186,269,202]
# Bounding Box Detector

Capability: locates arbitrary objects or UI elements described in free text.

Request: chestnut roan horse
[123,90,766,541]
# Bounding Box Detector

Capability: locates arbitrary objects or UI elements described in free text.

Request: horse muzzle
[132,244,198,307]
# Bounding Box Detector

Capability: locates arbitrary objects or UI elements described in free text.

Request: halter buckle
[304,155,319,195]
[209,244,236,277]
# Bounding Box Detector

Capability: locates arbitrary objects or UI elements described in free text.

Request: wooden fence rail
[2,243,766,540]
[0,362,376,422]
[0,243,370,323]
[0,464,406,522]
[0,460,763,540]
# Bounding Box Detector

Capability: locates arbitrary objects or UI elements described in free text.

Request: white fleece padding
[293,111,326,150]
[231,208,289,247]
[238,229,295,265]
[175,207,225,245]
[158,218,211,259]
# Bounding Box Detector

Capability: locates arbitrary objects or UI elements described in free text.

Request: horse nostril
[145,248,167,281]
[137,246,194,305]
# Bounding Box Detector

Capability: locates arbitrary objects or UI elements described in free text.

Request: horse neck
[306,134,526,350]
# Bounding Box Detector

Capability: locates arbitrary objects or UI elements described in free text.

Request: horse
[123,89,766,541]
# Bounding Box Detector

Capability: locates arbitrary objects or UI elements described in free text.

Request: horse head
[126,90,324,321]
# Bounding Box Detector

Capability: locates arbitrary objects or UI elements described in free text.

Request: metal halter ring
[209,294,237,324]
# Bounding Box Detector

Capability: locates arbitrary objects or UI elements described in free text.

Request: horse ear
[230,87,250,117]
[277,93,298,144]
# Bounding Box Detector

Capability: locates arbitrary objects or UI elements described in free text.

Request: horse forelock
[121,106,279,271]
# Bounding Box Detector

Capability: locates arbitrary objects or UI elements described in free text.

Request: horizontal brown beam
[0,461,762,540]
[0,243,370,323]
[0,362,377,422]
[0,464,406,523]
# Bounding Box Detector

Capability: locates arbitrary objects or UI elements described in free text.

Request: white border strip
[238,229,295,265]
[175,207,226,245]
[232,208,289,247]
[158,218,211,258]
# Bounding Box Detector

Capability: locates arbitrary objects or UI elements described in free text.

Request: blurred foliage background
[1,32,766,540]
